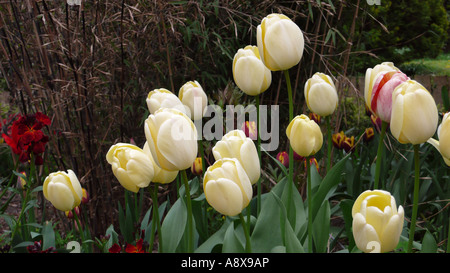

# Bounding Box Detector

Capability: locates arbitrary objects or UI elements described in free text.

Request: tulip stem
[374,121,388,190]
[408,144,420,253]
[255,94,262,216]
[72,208,85,251]
[181,169,194,253]
[284,70,295,190]
[239,213,252,253]
[326,116,332,171]
[150,184,162,252]
[306,157,313,253]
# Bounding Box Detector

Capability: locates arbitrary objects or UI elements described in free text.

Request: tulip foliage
[1,10,449,256]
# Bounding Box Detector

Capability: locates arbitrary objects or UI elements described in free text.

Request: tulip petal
[47,182,76,211]
[352,213,381,253]
[306,82,338,116]
[204,178,245,217]
[379,206,404,253]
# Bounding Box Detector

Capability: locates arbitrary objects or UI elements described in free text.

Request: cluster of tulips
[39,13,449,253]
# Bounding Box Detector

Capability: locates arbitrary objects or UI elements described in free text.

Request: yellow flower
[43,170,83,211]
[232,45,272,96]
[106,143,155,193]
[427,112,450,166]
[352,190,404,253]
[256,13,304,71]
[286,114,323,157]
[144,108,198,171]
[142,141,179,184]
[179,81,208,120]
[191,157,203,176]
[304,72,338,117]
[203,158,253,216]
[212,130,260,185]
[146,88,190,118]
[390,80,438,144]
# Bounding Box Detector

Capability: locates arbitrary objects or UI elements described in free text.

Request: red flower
[109,243,122,253]
[2,112,51,165]
[125,238,146,253]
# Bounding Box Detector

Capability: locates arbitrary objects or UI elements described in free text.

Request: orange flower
[125,238,146,253]
[363,128,375,143]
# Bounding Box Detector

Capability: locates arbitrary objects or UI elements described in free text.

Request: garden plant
[0,0,448,257]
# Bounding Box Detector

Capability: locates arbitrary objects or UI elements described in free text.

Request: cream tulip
[146,88,190,118]
[256,13,304,71]
[232,45,272,96]
[212,130,260,185]
[142,141,179,183]
[427,112,450,166]
[390,80,439,145]
[304,72,338,117]
[364,62,400,112]
[106,143,155,193]
[286,114,323,157]
[43,170,83,212]
[352,190,404,253]
[203,158,253,216]
[179,81,208,120]
[144,108,198,171]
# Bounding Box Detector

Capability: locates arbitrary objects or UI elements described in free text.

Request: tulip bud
[342,136,355,153]
[352,190,404,253]
[65,206,80,219]
[144,108,198,171]
[363,128,375,143]
[370,114,383,132]
[308,112,321,124]
[142,142,179,184]
[257,13,304,71]
[286,114,323,157]
[276,151,289,168]
[332,131,345,149]
[106,143,155,193]
[43,170,83,212]
[427,112,450,166]
[191,157,203,176]
[203,158,253,216]
[390,80,439,145]
[232,45,272,96]
[364,62,400,112]
[304,73,338,117]
[81,188,89,204]
[212,130,260,185]
[146,88,190,118]
[17,171,27,189]
[179,81,208,120]
[293,151,304,161]
[304,157,319,172]
[241,120,257,140]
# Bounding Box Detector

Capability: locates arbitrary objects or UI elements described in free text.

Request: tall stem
[407,144,420,253]
[374,121,388,189]
[326,116,332,171]
[306,157,313,253]
[239,213,252,253]
[284,70,294,189]
[255,95,261,216]
[72,208,85,251]
[151,184,162,252]
[181,169,194,252]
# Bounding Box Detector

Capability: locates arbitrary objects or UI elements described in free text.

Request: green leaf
[312,201,330,253]
[41,221,55,250]
[222,221,244,253]
[161,197,187,253]
[311,154,350,219]
[271,191,304,253]
[195,218,231,253]
[421,231,437,253]
[339,199,355,251]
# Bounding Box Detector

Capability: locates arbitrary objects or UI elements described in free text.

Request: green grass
[400,53,450,76]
